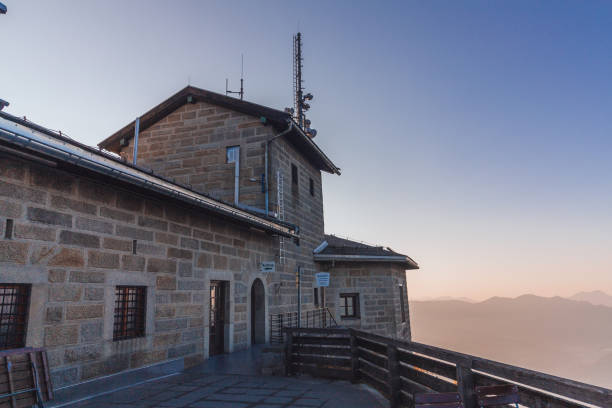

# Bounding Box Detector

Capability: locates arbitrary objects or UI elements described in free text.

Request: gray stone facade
[0,87,416,390]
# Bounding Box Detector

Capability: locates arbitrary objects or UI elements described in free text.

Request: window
[399,285,406,323]
[340,293,359,318]
[314,288,319,307]
[226,146,240,163]
[309,178,314,196]
[113,286,146,341]
[291,164,298,185]
[4,219,13,239]
[0,284,31,350]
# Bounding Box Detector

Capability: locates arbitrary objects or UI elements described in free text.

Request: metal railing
[270,308,337,344]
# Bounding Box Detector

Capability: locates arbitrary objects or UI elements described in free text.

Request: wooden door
[209,281,226,356]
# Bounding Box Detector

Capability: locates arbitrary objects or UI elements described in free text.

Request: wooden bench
[476,384,520,407]
[0,348,53,408]
[415,392,463,408]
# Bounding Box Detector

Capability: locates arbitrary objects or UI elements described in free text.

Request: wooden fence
[284,328,611,408]
[0,348,53,408]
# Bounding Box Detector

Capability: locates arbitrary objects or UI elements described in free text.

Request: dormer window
[226,146,240,163]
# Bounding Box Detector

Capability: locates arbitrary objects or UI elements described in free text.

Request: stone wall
[0,100,414,390]
[119,101,276,209]
[0,156,283,387]
[116,102,327,315]
[321,262,411,340]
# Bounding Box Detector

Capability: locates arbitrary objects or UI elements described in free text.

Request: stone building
[0,86,418,392]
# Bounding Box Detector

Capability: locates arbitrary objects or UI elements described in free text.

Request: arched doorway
[251,279,265,344]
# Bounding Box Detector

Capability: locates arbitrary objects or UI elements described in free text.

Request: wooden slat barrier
[284,327,612,408]
[0,348,53,408]
[286,328,352,381]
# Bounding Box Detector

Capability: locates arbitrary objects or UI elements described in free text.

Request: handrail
[270,308,338,344]
[283,327,612,408]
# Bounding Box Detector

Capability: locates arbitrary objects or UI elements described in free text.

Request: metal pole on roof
[132,117,140,165]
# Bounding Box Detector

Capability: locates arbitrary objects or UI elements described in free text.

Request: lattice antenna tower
[289,33,317,138]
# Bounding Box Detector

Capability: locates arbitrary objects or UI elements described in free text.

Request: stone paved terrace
[58,347,388,408]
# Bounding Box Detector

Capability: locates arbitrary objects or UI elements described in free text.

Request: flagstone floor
[64,347,387,408]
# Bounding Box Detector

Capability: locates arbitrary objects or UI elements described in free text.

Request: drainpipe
[132,117,140,165]
[297,265,302,328]
[265,121,293,216]
[234,148,240,205]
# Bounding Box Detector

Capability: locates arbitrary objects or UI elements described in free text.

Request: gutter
[0,115,298,238]
[313,254,419,268]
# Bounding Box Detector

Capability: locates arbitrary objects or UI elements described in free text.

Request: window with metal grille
[113,286,146,341]
[399,285,406,323]
[0,284,31,350]
[339,293,359,318]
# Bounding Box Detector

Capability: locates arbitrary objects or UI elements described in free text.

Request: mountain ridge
[409,291,612,388]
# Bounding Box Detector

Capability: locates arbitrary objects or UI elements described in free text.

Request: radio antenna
[290,33,317,137]
[226,54,244,100]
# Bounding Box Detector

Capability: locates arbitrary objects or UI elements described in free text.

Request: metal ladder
[277,170,286,265]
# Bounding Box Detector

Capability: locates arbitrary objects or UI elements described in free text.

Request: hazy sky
[1,1,611,301]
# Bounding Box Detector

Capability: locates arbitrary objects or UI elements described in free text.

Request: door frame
[247,275,269,345]
[250,278,266,344]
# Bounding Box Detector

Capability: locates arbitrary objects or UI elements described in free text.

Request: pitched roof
[313,234,419,269]
[0,110,298,238]
[97,86,340,175]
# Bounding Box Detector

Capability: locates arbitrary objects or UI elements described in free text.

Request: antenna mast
[226,54,244,100]
[291,33,317,137]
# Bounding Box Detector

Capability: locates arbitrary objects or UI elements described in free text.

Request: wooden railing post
[387,343,401,408]
[349,329,360,383]
[457,361,477,408]
[285,330,293,376]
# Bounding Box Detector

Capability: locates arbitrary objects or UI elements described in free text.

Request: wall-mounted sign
[260,261,275,273]
[315,272,330,287]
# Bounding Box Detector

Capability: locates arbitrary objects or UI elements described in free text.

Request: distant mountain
[410,294,612,388]
[413,296,477,303]
[569,290,612,307]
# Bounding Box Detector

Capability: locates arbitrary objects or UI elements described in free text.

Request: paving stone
[293,398,323,407]
[206,393,263,403]
[252,405,283,408]
[263,396,294,404]
[274,390,304,398]
[190,401,248,408]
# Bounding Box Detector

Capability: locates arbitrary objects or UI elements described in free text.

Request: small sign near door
[260,261,275,273]
[315,272,330,287]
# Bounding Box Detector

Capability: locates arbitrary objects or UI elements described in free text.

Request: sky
[1,1,611,301]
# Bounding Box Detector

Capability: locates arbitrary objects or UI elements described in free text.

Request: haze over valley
[410,291,612,388]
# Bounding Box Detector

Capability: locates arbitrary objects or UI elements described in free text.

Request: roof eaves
[98,86,292,152]
[98,86,341,175]
[0,112,297,238]
[289,121,341,175]
[313,253,419,269]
